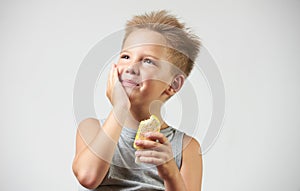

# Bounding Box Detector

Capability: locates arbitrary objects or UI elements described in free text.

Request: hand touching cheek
[106,64,131,123]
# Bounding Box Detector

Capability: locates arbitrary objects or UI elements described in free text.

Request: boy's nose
[126,62,140,75]
[118,61,140,75]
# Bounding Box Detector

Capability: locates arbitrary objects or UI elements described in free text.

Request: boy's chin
[124,86,139,94]
[129,111,152,122]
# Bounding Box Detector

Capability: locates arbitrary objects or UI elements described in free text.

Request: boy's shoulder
[182,134,201,153]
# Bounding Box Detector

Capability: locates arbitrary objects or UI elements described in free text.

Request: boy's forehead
[123,29,168,50]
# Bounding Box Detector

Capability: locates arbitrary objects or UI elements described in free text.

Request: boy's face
[116,29,176,108]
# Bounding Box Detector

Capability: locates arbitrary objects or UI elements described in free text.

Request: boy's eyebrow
[120,50,130,54]
[120,50,161,60]
[142,54,160,60]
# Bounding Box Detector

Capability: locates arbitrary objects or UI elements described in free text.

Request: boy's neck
[124,104,169,130]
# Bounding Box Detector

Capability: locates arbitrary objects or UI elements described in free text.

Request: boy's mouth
[121,79,140,88]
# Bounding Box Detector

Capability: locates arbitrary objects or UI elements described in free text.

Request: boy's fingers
[138,156,164,166]
[134,139,160,149]
[135,149,161,158]
[135,150,170,165]
[107,64,115,85]
[108,64,120,89]
[111,64,117,78]
[144,132,168,144]
[113,66,119,83]
[106,63,120,103]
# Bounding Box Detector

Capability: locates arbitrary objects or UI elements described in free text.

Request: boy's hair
[123,10,201,77]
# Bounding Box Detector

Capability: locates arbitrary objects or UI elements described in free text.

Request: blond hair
[123,10,201,76]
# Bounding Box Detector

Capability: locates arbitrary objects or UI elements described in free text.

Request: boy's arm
[179,135,203,191]
[134,133,202,191]
[72,111,123,189]
[159,136,202,191]
[72,64,130,189]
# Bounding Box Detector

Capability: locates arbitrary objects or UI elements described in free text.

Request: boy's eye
[121,55,130,59]
[143,58,155,65]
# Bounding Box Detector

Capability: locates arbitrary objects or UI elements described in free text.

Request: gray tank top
[79,125,185,191]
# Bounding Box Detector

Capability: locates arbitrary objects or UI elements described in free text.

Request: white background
[1,0,300,190]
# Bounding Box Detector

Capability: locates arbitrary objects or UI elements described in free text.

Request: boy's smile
[121,79,140,88]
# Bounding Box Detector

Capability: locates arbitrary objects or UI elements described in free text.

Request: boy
[72,10,202,191]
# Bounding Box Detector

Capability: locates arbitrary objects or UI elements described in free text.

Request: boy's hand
[134,132,178,180]
[106,64,130,122]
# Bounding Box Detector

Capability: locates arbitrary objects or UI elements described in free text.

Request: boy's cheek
[142,74,172,85]
[142,73,164,80]
[115,65,126,75]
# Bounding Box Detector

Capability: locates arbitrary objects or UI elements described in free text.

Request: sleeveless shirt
[79,125,185,191]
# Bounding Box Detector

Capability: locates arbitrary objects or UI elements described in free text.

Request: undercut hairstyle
[123,10,201,77]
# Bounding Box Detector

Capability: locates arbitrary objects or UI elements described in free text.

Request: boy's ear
[166,74,185,96]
